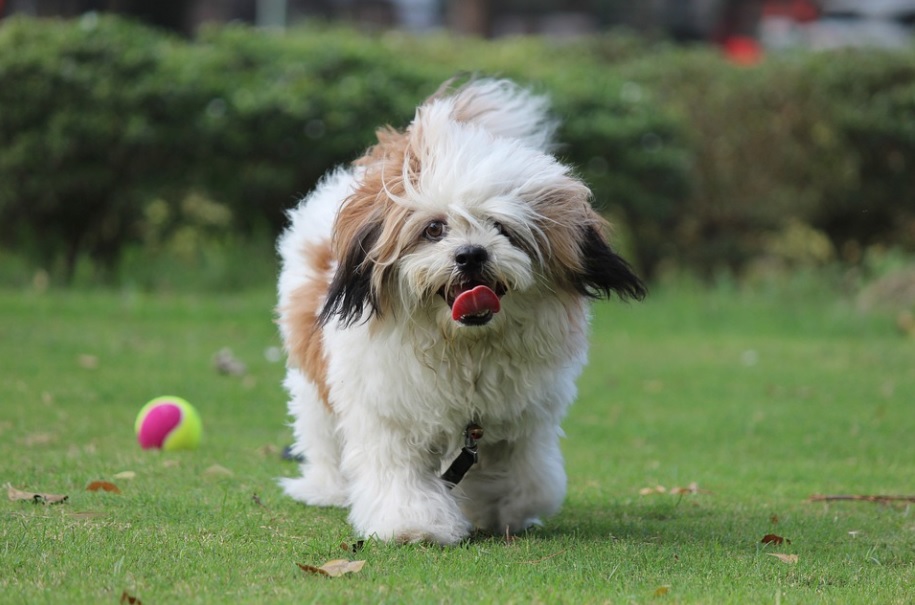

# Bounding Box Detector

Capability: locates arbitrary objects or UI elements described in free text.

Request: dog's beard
[397,242,534,328]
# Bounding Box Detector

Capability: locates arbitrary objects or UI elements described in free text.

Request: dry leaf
[257,444,280,458]
[7,483,68,504]
[22,432,56,447]
[114,471,136,480]
[770,514,779,525]
[78,354,99,369]
[86,481,121,494]
[120,590,142,604]
[297,559,365,578]
[761,533,791,546]
[768,553,798,564]
[670,482,697,495]
[654,586,671,596]
[336,541,367,553]
[297,563,326,576]
[318,559,366,577]
[203,464,234,477]
[639,485,667,496]
[670,482,713,495]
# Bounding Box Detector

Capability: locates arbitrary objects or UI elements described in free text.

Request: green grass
[2,281,914,604]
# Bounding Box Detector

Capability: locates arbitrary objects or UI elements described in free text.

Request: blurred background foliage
[1,14,914,290]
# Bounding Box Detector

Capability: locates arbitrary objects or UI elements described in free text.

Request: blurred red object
[723,35,763,65]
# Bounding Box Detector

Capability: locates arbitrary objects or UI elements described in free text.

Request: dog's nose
[454,245,489,271]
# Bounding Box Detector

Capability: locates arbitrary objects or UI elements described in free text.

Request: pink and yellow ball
[135,396,202,451]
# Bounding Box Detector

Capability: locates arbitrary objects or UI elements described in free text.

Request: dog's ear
[321,125,419,327]
[572,225,647,302]
[319,216,383,327]
[535,178,647,302]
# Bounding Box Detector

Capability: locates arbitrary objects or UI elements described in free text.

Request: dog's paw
[400,515,474,545]
[353,500,472,546]
[384,519,473,546]
[279,468,347,507]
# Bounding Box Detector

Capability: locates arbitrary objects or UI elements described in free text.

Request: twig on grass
[808,494,915,504]
[521,548,570,565]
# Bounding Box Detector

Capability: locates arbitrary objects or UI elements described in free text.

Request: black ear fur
[319,222,383,326]
[573,226,647,301]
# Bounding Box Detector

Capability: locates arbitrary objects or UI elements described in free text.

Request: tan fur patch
[282,240,334,411]
[532,179,609,287]
[333,126,421,316]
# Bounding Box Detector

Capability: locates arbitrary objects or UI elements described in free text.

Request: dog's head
[320,79,646,330]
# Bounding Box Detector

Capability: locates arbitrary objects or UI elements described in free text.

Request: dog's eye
[423,220,446,241]
[494,222,509,237]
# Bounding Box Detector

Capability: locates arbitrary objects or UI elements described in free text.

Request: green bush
[621,46,915,275]
[0,16,197,281]
[0,16,690,284]
[175,25,446,235]
[1,15,914,287]
[803,50,915,255]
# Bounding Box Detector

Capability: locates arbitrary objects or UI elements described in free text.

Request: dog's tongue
[451,285,501,322]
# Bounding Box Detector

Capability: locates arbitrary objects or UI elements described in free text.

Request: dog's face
[319,83,646,331]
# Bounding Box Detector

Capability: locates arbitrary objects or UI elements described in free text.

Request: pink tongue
[451,285,501,321]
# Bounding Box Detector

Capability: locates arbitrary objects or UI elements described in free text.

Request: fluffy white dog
[277,78,645,544]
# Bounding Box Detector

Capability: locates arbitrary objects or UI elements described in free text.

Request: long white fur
[277,79,594,544]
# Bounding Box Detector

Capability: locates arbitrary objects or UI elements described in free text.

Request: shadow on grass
[526,497,742,549]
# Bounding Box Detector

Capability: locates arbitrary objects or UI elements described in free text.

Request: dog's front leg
[339,414,472,545]
[456,422,567,536]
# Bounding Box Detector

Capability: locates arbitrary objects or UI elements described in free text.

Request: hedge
[1,15,914,285]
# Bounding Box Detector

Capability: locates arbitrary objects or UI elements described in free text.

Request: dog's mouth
[440,280,507,326]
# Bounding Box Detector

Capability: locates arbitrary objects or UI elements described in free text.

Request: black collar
[441,423,483,487]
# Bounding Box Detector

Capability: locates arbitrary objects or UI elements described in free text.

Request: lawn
[2,280,913,604]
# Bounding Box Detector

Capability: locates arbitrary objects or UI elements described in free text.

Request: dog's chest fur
[323,294,588,451]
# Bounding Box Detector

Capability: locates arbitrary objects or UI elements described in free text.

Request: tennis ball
[135,396,202,451]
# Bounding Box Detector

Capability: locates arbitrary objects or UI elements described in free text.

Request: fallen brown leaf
[120,590,142,604]
[768,553,798,564]
[6,483,68,504]
[654,586,671,596]
[297,559,365,578]
[22,432,56,447]
[203,464,234,477]
[761,533,791,546]
[770,514,779,525]
[257,444,280,458]
[86,481,121,494]
[670,482,711,495]
[339,540,366,553]
[639,485,667,496]
[809,493,915,504]
[78,354,99,369]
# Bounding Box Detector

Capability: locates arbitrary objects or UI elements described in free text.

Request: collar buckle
[441,422,484,487]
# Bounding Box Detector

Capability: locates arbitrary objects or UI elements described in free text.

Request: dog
[277,78,646,544]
